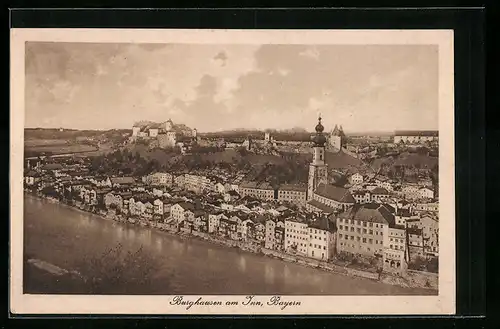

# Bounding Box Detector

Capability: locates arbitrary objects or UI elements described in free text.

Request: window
[357,237,360,241]
[362,238,366,243]
[339,234,343,238]
[323,246,326,250]
[350,236,354,240]
[369,229,373,234]
[369,239,373,244]
[363,229,367,234]
[357,228,361,233]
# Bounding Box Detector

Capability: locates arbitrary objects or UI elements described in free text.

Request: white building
[284,218,309,255]
[393,130,438,144]
[349,173,364,185]
[306,217,336,261]
[419,187,435,199]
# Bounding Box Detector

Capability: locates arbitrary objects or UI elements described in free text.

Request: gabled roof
[175,201,195,211]
[315,184,355,203]
[110,177,136,185]
[308,217,335,232]
[371,187,390,195]
[339,203,396,227]
[279,184,307,192]
[42,163,63,170]
[307,200,337,214]
[395,130,438,137]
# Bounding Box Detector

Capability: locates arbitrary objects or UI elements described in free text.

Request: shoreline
[24,192,438,292]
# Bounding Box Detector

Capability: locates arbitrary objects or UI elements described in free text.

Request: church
[306,116,355,214]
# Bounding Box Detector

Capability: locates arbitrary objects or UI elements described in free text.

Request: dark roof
[176,202,195,211]
[240,181,274,190]
[308,217,335,232]
[110,177,136,185]
[371,187,390,195]
[407,227,423,235]
[307,200,337,214]
[339,203,396,226]
[227,190,240,196]
[42,163,63,170]
[315,184,355,203]
[396,209,412,217]
[279,184,307,192]
[193,210,206,217]
[394,130,438,137]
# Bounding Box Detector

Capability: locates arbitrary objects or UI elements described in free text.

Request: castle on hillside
[130,119,197,150]
[328,124,346,152]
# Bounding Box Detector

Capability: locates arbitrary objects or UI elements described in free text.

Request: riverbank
[24,192,438,293]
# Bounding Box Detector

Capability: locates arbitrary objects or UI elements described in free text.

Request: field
[25,144,98,154]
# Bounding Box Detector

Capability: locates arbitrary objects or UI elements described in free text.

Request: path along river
[23,194,435,295]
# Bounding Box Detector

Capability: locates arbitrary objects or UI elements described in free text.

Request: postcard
[10,28,455,315]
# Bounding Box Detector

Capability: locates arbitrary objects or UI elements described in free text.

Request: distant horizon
[24,125,437,135]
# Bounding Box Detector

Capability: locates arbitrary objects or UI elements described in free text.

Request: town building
[407,227,425,260]
[307,217,336,261]
[393,130,439,144]
[310,183,355,213]
[352,190,371,204]
[419,187,435,200]
[277,184,307,206]
[239,181,276,201]
[284,216,309,255]
[109,177,136,188]
[370,187,391,203]
[336,203,407,272]
[145,172,173,187]
[348,172,364,185]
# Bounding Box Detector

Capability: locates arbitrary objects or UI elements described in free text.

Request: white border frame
[10,29,455,315]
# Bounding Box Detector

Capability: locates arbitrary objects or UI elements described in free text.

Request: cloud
[25,42,438,132]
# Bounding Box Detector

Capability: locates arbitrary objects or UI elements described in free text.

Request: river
[23,194,435,295]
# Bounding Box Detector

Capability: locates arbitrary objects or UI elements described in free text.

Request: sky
[25,42,438,133]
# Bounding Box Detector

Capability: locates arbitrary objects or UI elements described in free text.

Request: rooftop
[315,184,355,203]
[110,177,136,185]
[307,200,337,214]
[371,187,390,195]
[279,184,307,192]
[394,130,439,137]
[339,203,396,227]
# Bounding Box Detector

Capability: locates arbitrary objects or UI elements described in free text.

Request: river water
[23,194,434,295]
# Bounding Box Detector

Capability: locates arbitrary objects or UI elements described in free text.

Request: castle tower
[308,116,329,201]
[329,124,343,152]
[163,118,173,132]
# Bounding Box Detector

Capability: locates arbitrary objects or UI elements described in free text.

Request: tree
[77,243,168,294]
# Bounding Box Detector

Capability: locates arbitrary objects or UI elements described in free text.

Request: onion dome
[312,116,327,146]
[315,116,325,133]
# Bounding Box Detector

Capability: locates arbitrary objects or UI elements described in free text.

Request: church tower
[308,116,329,201]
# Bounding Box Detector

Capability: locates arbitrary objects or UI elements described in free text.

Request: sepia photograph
[10,29,455,315]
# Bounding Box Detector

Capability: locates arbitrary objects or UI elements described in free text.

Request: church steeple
[312,115,327,147]
[308,115,329,201]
